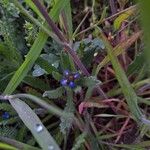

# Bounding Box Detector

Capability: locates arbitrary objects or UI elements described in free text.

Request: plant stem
[32,0,66,42]
[109,0,117,15]
[32,0,107,99]
[75,5,137,37]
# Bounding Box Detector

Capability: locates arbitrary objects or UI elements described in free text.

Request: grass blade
[95,31,142,75]
[4,0,67,94]
[60,1,73,40]
[139,1,150,67]
[96,27,142,122]
[0,142,17,150]
[10,98,60,150]
[4,31,47,94]
[2,2,68,149]
[25,0,44,20]
[0,137,41,150]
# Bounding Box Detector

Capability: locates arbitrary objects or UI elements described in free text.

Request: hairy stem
[32,0,107,98]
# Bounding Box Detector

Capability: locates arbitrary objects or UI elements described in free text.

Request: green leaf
[40,53,59,68]
[114,9,134,30]
[32,65,47,77]
[0,103,16,115]
[11,94,72,118]
[0,126,17,139]
[60,51,71,70]
[75,38,105,67]
[60,88,74,134]
[0,136,41,150]
[79,76,101,88]
[25,0,44,20]
[23,76,50,91]
[4,0,68,95]
[0,142,17,150]
[10,98,60,150]
[139,1,150,69]
[127,52,145,75]
[113,141,150,149]
[36,57,57,74]
[4,31,48,95]
[43,87,65,99]
[60,1,73,39]
[52,71,62,81]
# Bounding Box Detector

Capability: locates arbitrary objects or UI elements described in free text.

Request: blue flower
[60,78,68,86]
[2,112,10,119]
[69,81,76,88]
[74,72,80,79]
[60,70,80,88]
[63,69,70,76]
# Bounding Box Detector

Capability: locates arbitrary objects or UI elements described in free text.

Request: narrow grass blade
[96,27,142,122]
[0,142,17,150]
[0,136,41,150]
[4,0,67,94]
[3,2,68,149]
[4,31,47,94]
[60,1,73,39]
[95,31,142,75]
[25,0,44,20]
[139,1,150,67]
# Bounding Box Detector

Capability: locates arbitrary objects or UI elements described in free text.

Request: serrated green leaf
[43,87,65,99]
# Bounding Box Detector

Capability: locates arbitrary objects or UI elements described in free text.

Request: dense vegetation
[0,0,150,150]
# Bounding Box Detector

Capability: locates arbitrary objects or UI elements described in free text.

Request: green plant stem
[73,9,90,38]
[32,0,66,42]
[32,0,107,99]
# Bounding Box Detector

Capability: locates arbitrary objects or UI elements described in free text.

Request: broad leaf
[10,98,60,150]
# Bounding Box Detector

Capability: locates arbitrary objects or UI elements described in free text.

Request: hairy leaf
[43,87,65,99]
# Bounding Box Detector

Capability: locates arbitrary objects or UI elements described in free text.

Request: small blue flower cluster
[2,112,10,119]
[60,70,80,88]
